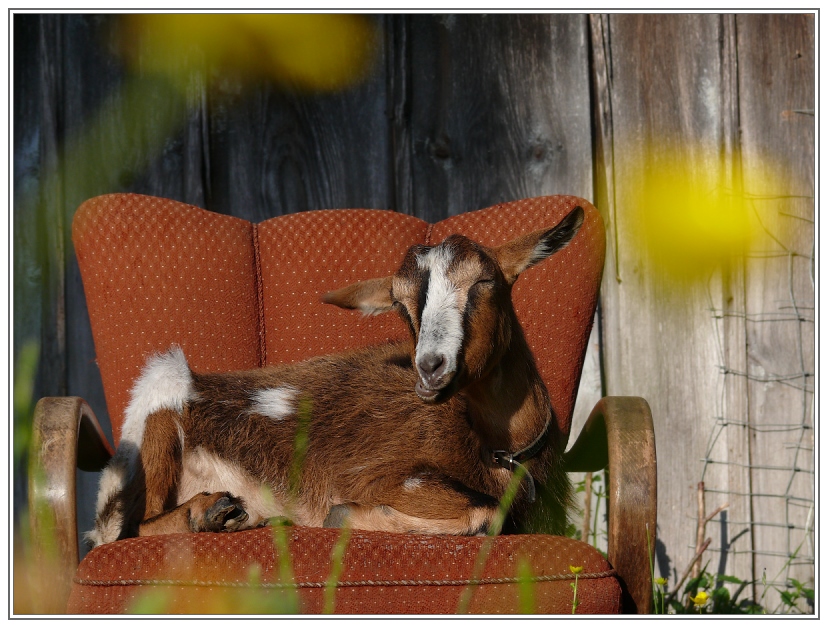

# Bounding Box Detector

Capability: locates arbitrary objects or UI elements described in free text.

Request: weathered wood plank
[13,13,49,525]
[203,28,392,221]
[386,15,414,215]
[698,13,755,600]
[596,13,733,593]
[406,14,593,221]
[736,13,815,612]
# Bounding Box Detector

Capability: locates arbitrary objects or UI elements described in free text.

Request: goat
[87,206,584,547]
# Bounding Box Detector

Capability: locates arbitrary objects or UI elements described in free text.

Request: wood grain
[736,13,815,611]
[698,13,755,600]
[204,68,393,221]
[564,396,657,613]
[406,14,593,221]
[596,13,727,590]
[29,397,113,612]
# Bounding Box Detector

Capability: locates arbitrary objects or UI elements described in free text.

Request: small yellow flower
[655,577,668,586]
[689,591,709,608]
[569,565,583,575]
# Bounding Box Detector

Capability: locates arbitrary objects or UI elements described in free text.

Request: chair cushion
[73,193,604,444]
[67,526,621,614]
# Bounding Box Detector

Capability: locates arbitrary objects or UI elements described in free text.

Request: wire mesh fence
[701,192,815,613]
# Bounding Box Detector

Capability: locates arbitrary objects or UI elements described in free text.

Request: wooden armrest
[28,397,113,610]
[563,396,657,614]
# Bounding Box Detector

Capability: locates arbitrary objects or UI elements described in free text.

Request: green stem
[323,525,352,614]
[455,465,527,614]
[571,574,579,614]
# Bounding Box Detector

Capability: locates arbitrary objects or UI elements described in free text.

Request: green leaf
[717,574,745,585]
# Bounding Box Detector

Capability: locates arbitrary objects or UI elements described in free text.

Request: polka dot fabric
[68,526,620,614]
[256,209,429,365]
[73,194,262,445]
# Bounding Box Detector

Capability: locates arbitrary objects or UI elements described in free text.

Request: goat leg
[139,491,250,536]
[325,471,499,535]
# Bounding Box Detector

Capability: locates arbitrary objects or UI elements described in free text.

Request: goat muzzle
[415,352,456,402]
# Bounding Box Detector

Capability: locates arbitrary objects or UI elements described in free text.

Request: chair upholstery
[68,193,612,614]
[69,527,620,614]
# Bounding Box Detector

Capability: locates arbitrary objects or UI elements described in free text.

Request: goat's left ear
[496,206,585,284]
[321,276,394,316]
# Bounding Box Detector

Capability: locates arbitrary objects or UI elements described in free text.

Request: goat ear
[496,206,585,283]
[321,276,394,316]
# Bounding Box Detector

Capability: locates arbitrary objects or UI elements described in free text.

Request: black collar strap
[491,417,552,504]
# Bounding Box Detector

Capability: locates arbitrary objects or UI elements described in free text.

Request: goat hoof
[189,492,249,533]
[323,504,351,528]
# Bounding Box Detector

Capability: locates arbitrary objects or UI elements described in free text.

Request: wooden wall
[13,13,814,609]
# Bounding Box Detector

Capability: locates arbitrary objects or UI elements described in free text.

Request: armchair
[28,193,656,614]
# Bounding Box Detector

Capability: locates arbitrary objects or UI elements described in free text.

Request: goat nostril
[418,353,445,377]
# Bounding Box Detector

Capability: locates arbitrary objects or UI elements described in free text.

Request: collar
[491,417,552,503]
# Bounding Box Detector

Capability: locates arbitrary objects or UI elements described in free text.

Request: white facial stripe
[250,386,299,421]
[415,246,463,376]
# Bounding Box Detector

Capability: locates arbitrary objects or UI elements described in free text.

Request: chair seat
[68,526,621,614]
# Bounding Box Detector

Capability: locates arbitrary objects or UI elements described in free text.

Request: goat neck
[463,314,554,456]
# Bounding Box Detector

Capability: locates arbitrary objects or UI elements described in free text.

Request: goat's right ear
[321,276,395,316]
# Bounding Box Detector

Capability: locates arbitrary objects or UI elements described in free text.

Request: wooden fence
[13,13,814,611]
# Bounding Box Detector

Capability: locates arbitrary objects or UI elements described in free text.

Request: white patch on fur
[249,386,298,421]
[416,245,463,380]
[403,476,424,491]
[178,447,284,527]
[88,346,194,547]
[121,346,195,448]
[85,457,129,547]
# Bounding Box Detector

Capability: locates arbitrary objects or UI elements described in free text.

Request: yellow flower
[120,14,378,92]
[625,149,787,285]
[689,591,709,608]
[655,577,668,586]
[569,565,583,575]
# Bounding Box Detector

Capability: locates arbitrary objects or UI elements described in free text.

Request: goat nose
[418,353,445,378]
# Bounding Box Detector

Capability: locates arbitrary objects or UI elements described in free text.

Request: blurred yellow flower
[120,14,378,92]
[626,149,781,283]
[655,576,668,586]
[569,565,583,575]
[689,590,709,608]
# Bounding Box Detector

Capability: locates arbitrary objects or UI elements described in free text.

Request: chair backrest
[73,194,605,446]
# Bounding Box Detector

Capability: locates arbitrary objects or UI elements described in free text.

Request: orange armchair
[29,193,655,614]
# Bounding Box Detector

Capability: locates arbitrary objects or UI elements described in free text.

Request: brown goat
[87,206,584,546]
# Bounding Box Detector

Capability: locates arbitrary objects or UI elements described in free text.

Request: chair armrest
[563,396,657,614]
[28,397,113,609]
